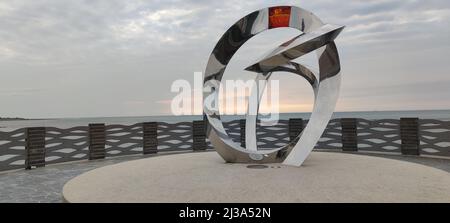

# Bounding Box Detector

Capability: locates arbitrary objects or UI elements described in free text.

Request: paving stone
[0,151,448,203]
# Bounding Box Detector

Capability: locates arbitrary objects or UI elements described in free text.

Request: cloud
[0,0,449,118]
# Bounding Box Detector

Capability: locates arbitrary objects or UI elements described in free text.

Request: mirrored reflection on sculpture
[203,6,344,166]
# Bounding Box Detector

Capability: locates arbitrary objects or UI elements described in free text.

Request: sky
[0,0,450,118]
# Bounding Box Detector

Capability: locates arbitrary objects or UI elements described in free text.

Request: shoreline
[1,109,450,121]
[0,110,449,131]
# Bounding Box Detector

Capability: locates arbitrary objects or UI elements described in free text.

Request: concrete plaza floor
[62,152,450,203]
[0,151,192,203]
[1,150,449,203]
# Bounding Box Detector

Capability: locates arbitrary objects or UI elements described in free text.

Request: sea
[1,110,449,131]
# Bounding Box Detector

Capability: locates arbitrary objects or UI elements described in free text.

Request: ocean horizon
[1,109,449,131]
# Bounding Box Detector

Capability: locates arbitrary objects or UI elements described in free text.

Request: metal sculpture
[203,6,344,166]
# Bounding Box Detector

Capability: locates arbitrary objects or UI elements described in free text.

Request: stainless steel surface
[203,6,344,166]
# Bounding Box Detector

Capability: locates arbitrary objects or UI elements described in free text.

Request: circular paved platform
[63,152,450,203]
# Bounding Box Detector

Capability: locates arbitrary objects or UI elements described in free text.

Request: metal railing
[0,118,449,171]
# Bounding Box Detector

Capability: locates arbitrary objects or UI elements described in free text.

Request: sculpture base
[63,151,450,203]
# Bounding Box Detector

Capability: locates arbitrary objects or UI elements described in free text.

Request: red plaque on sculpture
[269,6,291,28]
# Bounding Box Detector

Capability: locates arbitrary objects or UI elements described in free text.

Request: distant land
[0,117,27,121]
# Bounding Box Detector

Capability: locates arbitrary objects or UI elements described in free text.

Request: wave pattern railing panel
[316,119,342,150]
[105,124,143,157]
[0,128,26,170]
[419,119,450,156]
[256,120,289,149]
[157,122,193,152]
[1,118,450,172]
[222,120,290,149]
[223,120,241,144]
[45,126,89,164]
[356,119,401,153]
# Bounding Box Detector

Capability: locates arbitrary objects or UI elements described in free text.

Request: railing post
[400,118,420,155]
[143,122,158,154]
[240,119,246,148]
[192,120,207,151]
[288,118,304,141]
[88,123,106,160]
[341,118,358,151]
[25,127,46,170]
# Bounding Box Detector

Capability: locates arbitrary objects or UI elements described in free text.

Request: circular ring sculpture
[203,6,344,166]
